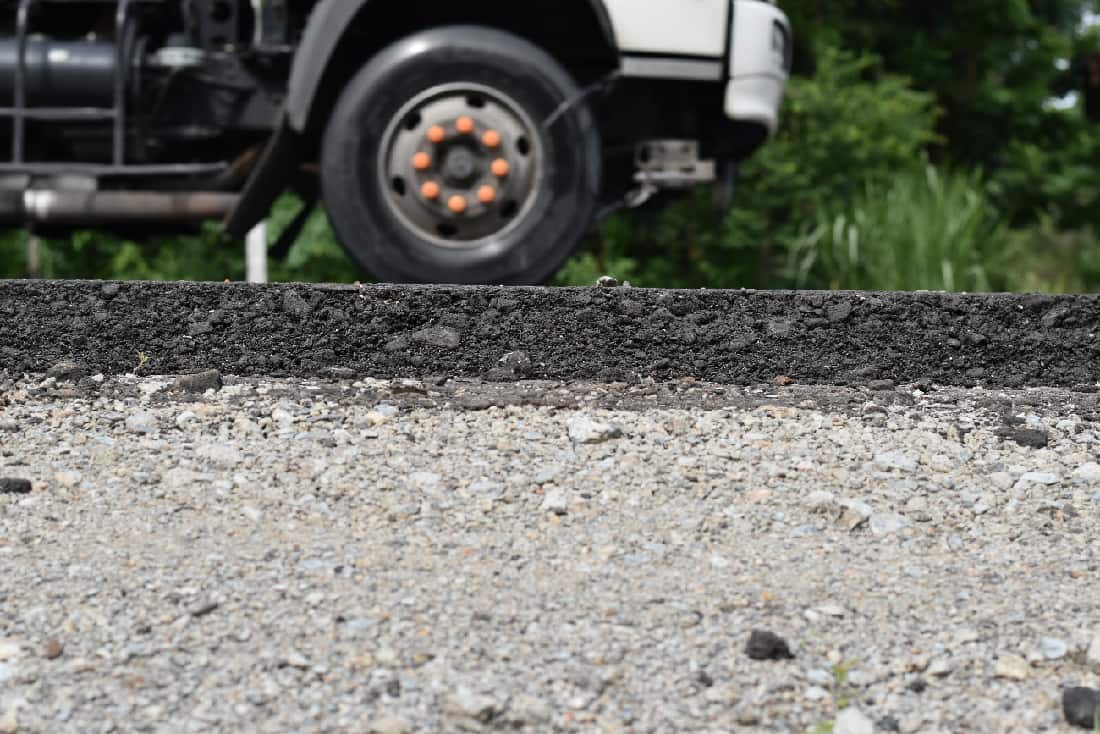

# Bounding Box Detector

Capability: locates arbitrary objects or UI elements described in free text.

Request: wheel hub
[379,83,542,248]
[443,146,479,184]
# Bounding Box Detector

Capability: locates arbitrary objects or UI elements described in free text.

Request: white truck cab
[607,0,791,134]
[0,0,791,284]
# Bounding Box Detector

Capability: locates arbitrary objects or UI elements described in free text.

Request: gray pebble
[172,370,223,394]
[870,512,911,535]
[0,478,31,494]
[1063,687,1100,729]
[412,326,461,349]
[46,360,88,382]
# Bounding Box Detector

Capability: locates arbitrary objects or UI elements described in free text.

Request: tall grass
[790,165,1008,292]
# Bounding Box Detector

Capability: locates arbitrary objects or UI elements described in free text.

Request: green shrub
[788,165,1007,292]
[558,44,942,289]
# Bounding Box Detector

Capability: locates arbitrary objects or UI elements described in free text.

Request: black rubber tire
[320,25,602,285]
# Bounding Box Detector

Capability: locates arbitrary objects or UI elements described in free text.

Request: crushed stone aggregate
[1,372,1099,732]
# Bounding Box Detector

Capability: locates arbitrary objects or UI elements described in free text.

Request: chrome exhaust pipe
[4,190,240,225]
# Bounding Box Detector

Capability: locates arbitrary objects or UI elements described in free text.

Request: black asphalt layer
[1,280,1098,387]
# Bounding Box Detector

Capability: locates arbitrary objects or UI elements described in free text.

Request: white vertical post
[246,220,268,284]
[26,234,40,279]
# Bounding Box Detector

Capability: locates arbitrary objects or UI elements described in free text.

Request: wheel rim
[378,83,544,249]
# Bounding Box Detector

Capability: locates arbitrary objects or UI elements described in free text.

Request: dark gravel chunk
[46,361,88,382]
[412,326,461,349]
[1063,687,1100,729]
[0,477,32,494]
[997,427,1049,448]
[744,629,794,660]
[172,369,223,394]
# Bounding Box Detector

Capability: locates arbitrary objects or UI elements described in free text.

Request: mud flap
[223,115,299,238]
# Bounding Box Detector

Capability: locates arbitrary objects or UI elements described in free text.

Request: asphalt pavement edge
[1,280,1098,387]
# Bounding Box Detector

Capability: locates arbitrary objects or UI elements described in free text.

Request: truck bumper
[725,0,791,137]
[724,74,786,136]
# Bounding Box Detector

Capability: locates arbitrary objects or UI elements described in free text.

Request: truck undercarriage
[0,0,791,283]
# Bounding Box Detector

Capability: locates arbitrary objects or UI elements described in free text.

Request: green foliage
[560,45,942,289]
[789,166,1007,292]
[266,195,361,284]
[0,194,359,283]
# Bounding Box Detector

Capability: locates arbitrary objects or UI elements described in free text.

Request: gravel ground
[2,370,1100,733]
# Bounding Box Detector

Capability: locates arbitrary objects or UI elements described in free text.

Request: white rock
[1017,471,1059,485]
[137,381,166,396]
[874,451,918,472]
[541,489,569,515]
[993,653,1030,680]
[1087,635,1100,673]
[195,443,244,468]
[805,490,838,513]
[444,686,499,723]
[567,415,623,444]
[367,715,411,734]
[1072,462,1100,484]
[834,707,875,734]
[1039,637,1068,660]
[804,685,829,701]
[54,470,82,488]
[927,657,954,677]
[504,694,552,726]
[125,412,158,434]
[817,603,846,618]
[374,647,398,666]
[283,650,309,669]
[0,640,22,661]
[409,472,443,491]
[839,498,873,518]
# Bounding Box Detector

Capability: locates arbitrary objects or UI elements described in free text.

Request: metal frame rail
[0,0,223,178]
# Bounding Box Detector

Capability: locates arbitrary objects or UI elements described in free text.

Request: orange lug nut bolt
[491,158,510,177]
[455,116,475,134]
[420,181,441,199]
[481,129,502,148]
[448,195,468,214]
[427,125,446,143]
[412,152,432,171]
[477,185,496,204]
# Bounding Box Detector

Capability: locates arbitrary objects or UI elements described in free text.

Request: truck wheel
[321,25,602,285]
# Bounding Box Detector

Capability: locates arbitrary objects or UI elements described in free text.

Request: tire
[320,25,602,285]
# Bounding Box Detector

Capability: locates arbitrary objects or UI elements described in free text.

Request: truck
[0,0,791,284]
